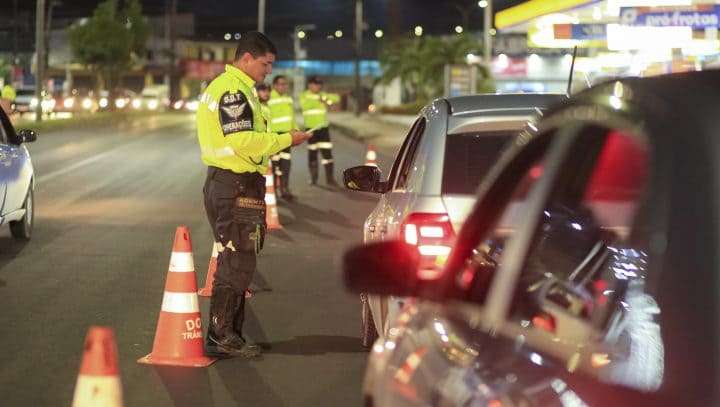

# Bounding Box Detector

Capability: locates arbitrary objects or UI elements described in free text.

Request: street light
[335,29,343,38]
[414,25,423,36]
[478,0,488,8]
[375,29,384,38]
[297,30,306,39]
[455,25,463,34]
[224,33,231,41]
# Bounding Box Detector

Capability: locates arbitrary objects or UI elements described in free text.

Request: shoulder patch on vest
[219,91,253,135]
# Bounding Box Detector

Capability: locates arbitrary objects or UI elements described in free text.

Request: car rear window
[442,131,516,195]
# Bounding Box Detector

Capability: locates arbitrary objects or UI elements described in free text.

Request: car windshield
[442,131,516,195]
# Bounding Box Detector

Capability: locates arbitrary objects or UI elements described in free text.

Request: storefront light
[607,24,693,50]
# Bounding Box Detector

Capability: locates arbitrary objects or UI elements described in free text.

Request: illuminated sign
[620,5,720,29]
[554,23,607,40]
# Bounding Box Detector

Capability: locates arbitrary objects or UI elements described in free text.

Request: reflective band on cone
[198,242,219,297]
[138,226,215,367]
[72,327,123,407]
[265,165,283,230]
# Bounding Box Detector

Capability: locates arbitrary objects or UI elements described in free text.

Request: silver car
[343,94,565,347]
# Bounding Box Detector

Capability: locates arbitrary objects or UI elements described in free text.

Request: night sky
[15,0,525,40]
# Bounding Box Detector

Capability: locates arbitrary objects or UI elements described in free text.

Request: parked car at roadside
[343,93,565,348]
[0,101,36,240]
[344,70,720,406]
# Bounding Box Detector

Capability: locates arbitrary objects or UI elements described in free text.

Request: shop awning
[496,0,601,30]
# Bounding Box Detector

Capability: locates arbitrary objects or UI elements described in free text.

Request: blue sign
[620,6,720,30]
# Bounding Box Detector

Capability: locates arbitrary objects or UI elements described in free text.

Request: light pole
[34,0,46,122]
[354,0,363,116]
[293,24,315,102]
[258,0,266,33]
[482,0,493,65]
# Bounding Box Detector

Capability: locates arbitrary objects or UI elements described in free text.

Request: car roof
[446,93,567,117]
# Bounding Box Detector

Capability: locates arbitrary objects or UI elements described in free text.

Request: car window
[459,140,548,304]
[509,129,649,331]
[387,118,423,187]
[442,131,516,195]
[393,118,426,190]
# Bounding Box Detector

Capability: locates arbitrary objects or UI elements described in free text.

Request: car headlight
[132,99,142,109]
[173,100,184,110]
[147,99,159,110]
[64,98,75,109]
[115,98,127,109]
[82,98,93,110]
[30,97,38,107]
[185,101,199,111]
[99,98,108,108]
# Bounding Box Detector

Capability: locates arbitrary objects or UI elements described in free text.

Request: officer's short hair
[234,31,277,60]
[272,75,287,85]
[307,76,323,85]
[256,83,270,92]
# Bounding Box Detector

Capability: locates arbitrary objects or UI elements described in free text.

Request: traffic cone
[138,226,216,367]
[197,241,219,297]
[265,165,283,230]
[365,145,378,167]
[72,326,123,407]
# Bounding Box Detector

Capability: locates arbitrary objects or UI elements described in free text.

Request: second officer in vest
[267,75,296,200]
[197,32,311,358]
[300,76,340,186]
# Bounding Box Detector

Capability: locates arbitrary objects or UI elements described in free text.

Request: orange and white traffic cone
[265,165,282,230]
[72,326,123,407]
[138,226,215,367]
[365,144,378,167]
[197,241,219,297]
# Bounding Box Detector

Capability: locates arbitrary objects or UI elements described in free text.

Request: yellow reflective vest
[196,65,292,174]
[267,89,296,133]
[299,90,340,130]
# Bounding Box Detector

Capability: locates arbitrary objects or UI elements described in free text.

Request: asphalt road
[0,112,394,406]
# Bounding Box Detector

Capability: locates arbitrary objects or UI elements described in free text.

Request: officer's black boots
[206,286,260,358]
[281,177,295,201]
[325,162,339,187]
[309,164,319,185]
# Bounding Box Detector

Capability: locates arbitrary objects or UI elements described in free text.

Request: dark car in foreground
[0,104,36,239]
[344,70,720,406]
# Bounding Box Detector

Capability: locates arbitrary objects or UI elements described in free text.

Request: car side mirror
[343,241,420,296]
[17,129,37,143]
[343,165,388,194]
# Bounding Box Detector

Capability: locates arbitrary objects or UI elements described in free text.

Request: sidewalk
[328,112,416,155]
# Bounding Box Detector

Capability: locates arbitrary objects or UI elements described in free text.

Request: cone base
[137,353,216,367]
[198,288,212,297]
[267,223,283,230]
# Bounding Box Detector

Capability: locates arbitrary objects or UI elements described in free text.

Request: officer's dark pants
[278,146,292,192]
[307,127,335,184]
[203,166,266,340]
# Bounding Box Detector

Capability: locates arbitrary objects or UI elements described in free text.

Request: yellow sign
[496,0,597,30]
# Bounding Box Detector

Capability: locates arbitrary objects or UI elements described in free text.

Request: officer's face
[274,79,289,95]
[257,89,270,102]
[309,82,322,93]
[239,52,275,83]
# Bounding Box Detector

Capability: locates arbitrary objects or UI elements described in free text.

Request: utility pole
[12,0,18,68]
[258,0,266,33]
[354,0,363,117]
[483,1,493,65]
[35,0,46,122]
[165,0,178,101]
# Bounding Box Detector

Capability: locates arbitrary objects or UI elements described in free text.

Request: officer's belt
[208,166,264,186]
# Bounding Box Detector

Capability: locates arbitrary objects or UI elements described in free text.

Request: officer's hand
[290,130,312,146]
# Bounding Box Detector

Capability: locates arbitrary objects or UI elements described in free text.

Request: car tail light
[401,213,455,279]
[532,313,556,333]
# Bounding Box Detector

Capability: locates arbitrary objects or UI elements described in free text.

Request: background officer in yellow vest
[1,83,16,116]
[268,75,296,200]
[196,32,311,358]
[299,76,340,186]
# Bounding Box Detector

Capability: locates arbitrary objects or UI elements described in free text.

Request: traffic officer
[196,31,311,358]
[1,83,16,115]
[299,76,340,186]
[268,75,296,200]
[256,83,282,195]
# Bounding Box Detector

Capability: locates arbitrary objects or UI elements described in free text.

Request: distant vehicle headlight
[82,98,93,110]
[115,98,127,109]
[99,98,109,108]
[30,97,38,107]
[185,100,199,111]
[41,99,56,111]
[147,99,159,110]
[173,100,184,110]
[64,97,75,109]
[132,99,142,109]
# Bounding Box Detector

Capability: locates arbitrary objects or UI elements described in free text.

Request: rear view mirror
[344,241,420,296]
[343,165,387,194]
[17,129,37,143]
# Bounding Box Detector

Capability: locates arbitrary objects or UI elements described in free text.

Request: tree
[379,34,493,103]
[69,0,148,96]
